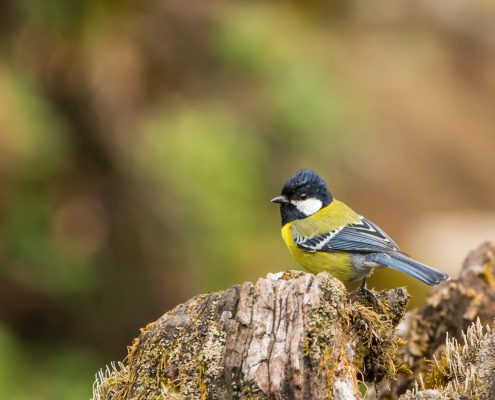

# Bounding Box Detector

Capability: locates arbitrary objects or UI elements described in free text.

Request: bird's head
[271,169,333,225]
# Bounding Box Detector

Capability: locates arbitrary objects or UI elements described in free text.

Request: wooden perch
[92,271,408,399]
[92,242,495,400]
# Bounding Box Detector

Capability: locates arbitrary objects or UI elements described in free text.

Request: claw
[354,278,383,311]
[359,278,378,302]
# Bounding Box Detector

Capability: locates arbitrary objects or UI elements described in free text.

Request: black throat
[279,196,333,226]
[280,203,307,226]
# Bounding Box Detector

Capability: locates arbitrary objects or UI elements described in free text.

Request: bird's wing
[291,216,399,253]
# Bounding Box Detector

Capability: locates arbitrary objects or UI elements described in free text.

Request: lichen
[92,272,411,399]
[427,319,493,396]
[304,275,345,361]
[156,295,225,400]
[92,290,230,400]
[403,318,495,400]
[304,274,359,398]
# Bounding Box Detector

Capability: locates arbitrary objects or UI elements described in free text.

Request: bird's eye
[300,193,307,199]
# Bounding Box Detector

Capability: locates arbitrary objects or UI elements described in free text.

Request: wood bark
[92,271,408,399]
[92,242,495,400]
[384,242,495,399]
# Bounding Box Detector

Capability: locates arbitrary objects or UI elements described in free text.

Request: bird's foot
[353,279,383,311]
[360,285,378,303]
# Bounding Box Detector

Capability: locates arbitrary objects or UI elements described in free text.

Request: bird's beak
[271,195,289,204]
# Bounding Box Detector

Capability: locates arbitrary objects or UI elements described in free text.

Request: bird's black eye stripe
[299,193,307,199]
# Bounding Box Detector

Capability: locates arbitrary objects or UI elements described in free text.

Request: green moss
[424,356,449,389]
[94,274,411,399]
[301,276,409,397]
[344,290,409,384]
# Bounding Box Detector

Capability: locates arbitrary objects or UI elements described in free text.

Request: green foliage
[215,4,360,153]
[19,0,86,32]
[0,325,100,400]
[0,68,69,179]
[1,194,96,296]
[137,104,267,288]
[0,68,97,298]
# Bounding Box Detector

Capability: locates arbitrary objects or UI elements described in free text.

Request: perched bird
[271,169,449,290]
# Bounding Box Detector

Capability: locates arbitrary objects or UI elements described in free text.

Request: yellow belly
[281,224,355,282]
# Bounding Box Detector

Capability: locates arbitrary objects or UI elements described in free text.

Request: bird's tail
[366,252,449,286]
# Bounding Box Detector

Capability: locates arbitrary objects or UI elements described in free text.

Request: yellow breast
[281,224,354,282]
[280,200,358,282]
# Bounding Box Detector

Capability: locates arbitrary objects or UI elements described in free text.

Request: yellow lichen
[481,253,495,288]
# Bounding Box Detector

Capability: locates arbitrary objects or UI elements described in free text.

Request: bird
[271,169,449,291]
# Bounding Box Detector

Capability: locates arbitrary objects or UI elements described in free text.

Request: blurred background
[1,0,495,398]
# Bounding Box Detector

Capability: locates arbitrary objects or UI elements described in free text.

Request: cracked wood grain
[93,270,408,400]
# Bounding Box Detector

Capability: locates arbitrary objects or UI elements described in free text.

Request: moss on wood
[93,271,409,399]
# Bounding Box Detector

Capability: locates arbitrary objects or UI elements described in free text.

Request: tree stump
[92,271,408,399]
[387,242,495,399]
[92,242,495,400]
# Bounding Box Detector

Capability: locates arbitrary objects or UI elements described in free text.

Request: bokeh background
[1,1,495,398]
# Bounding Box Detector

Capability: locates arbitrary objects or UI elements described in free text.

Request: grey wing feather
[294,217,399,253]
[363,218,399,249]
[293,227,344,252]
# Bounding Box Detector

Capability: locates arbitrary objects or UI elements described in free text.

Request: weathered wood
[92,242,495,400]
[381,242,495,399]
[92,271,408,400]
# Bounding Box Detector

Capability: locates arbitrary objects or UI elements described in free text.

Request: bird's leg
[358,277,378,303]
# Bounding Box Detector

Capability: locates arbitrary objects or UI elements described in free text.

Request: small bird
[271,169,449,290]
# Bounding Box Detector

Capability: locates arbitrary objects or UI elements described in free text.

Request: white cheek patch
[291,198,323,216]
